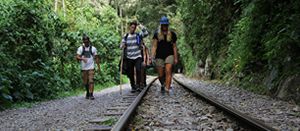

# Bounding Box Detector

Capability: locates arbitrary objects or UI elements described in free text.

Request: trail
[0,85,131,130]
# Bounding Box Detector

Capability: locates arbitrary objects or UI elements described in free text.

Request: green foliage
[177,0,240,76]
[0,0,122,110]
[178,0,300,94]
[100,117,117,126]
[223,0,300,92]
[0,0,68,108]
[134,0,177,32]
[2,0,299,109]
[177,37,196,75]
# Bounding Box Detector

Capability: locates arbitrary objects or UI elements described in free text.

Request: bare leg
[89,83,94,94]
[156,66,164,86]
[165,64,173,91]
[82,71,89,99]
[88,70,95,100]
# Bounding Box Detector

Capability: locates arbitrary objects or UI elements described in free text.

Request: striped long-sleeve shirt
[120,27,149,60]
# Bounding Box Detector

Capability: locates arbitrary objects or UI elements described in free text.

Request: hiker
[76,34,100,100]
[150,16,178,93]
[120,21,149,93]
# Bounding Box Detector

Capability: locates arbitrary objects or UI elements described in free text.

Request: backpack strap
[89,46,93,56]
[81,45,93,56]
[136,33,141,46]
[124,33,141,46]
[124,33,129,46]
[81,45,84,56]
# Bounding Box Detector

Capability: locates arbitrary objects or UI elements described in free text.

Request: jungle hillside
[0,0,299,109]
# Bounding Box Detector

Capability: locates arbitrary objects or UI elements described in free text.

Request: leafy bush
[178,0,300,94]
[0,0,122,109]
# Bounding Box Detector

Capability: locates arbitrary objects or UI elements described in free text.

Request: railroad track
[86,77,277,131]
[173,78,276,131]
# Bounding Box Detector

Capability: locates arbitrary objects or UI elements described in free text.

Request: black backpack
[81,45,93,58]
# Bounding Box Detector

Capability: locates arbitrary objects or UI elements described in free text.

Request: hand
[143,61,146,66]
[82,58,87,63]
[174,58,178,65]
[146,58,151,65]
[139,24,144,28]
[149,57,152,64]
[120,43,126,49]
[150,58,156,66]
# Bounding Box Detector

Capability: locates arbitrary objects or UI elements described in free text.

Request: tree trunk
[54,0,58,12]
[62,0,66,17]
[120,6,124,35]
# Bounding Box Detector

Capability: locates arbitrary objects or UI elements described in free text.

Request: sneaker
[90,95,95,100]
[161,86,165,93]
[167,87,174,96]
[137,88,142,92]
[89,93,95,100]
[130,88,136,93]
[165,86,171,92]
[140,84,145,89]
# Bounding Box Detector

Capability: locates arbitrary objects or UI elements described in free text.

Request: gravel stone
[129,81,251,130]
[0,84,132,130]
[174,74,300,130]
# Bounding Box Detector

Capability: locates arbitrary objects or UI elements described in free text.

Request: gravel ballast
[129,81,251,130]
[0,84,131,130]
[174,74,300,130]
[1,74,299,130]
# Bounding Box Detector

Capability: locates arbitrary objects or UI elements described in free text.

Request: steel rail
[111,77,158,131]
[173,77,277,131]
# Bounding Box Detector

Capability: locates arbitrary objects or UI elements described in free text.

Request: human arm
[150,39,157,64]
[173,43,178,65]
[142,45,147,66]
[138,24,149,38]
[76,47,87,63]
[120,34,126,49]
[172,31,178,64]
[92,47,100,73]
[145,46,150,65]
[95,55,101,74]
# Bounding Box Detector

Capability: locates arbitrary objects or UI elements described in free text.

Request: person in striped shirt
[120,21,149,93]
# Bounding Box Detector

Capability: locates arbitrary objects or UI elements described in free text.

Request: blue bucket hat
[160,16,169,25]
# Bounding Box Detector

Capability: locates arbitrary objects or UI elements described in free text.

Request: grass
[296,112,300,117]
[56,82,116,98]
[11,101,39,109]
[100,117,118,126]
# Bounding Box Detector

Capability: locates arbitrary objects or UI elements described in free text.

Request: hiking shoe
[137,88,142,92]
[85,92,90,99]
[167,87,174,96]
[89,93,95,100]
[89,95,95,100]
[142,83,147,88]
[161,86,165,93]
[130,88,136,93]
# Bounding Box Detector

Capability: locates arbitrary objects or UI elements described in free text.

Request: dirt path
[0,84,131,130]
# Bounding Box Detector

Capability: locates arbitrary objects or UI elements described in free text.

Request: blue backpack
[124,33,141,46]
[120,33,142,75]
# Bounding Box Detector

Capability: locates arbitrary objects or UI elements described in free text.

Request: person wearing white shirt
[76,35,100,100]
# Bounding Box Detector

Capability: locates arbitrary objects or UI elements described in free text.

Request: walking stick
[119,48,124,95]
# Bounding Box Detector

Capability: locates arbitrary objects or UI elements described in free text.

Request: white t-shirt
[77,45,97,70]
